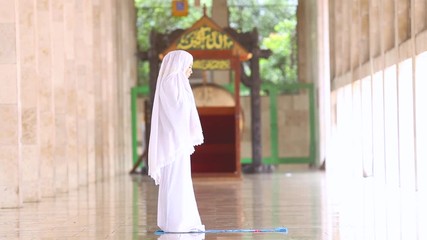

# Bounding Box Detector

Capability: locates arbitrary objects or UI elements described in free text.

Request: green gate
[240,82,316,165]
[131,82,316,167]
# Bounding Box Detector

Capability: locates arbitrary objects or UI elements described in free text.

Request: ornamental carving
[193,59,230,70]
[177,26,234,50]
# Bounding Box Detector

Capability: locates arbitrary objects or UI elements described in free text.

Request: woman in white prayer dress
[148,50,205,233]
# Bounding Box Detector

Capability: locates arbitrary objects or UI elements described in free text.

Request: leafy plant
[135,0,298,90]
[135,0,210,86]
[228,0,298,87]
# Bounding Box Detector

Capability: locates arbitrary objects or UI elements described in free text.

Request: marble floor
[1,167,426,240]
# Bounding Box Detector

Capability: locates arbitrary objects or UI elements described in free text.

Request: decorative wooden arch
[137,12,272,177]
[160,16,251,61]
[158,14,251,178]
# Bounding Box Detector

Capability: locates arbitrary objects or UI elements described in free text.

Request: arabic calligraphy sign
[193,59,230,70]
[177,26,234,50]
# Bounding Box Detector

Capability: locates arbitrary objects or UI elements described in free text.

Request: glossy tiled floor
[1,167,427,240]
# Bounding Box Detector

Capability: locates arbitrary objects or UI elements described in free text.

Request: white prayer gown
[148,50,205,233]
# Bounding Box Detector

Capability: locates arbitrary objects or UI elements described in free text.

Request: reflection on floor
[1,168,426,240]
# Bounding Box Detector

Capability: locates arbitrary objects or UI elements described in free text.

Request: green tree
[260,19,298,87]
[135,0,298,89]
[134,0,211,85]
[228,0,298,88]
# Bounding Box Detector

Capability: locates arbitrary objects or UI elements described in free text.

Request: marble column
[18,0,41,202]
[85,0,96,184]
[37,0,55,197]
[64,0,78,191]
[0,0,21,208]
[0,0,137,207]
[210,0,230,86]
[92,0,104,181]
[75,0,88,187]
[51,0,68,193]
[211,0,228,27]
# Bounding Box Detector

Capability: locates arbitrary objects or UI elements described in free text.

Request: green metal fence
[130,82,316,167]
[240,83,316,165]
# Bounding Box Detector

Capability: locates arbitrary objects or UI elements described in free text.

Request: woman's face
[185,63,193,78]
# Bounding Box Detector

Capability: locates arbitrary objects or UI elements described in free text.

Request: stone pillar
[115,0,136,173]
[298,0,318,84]
[125,0,137,172]
[51,0,68,193]
[64,0,79,191]
[85,0,96,184]
[0,0,22,208]
[18,0,41,202]
[92,0,104,181]
[75,0,88,186]
[105,0,117,178]
[0,0,137,207]
[101,0,111,179]
[211,0,228,27]
[211,0,229,86]
[316,0,331,167]
[298,0,330,166]
[37,0,55,197]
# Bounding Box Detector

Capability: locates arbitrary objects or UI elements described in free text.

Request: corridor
[1,167,426,240]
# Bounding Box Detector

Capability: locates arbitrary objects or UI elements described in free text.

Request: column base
[242,164,275,174]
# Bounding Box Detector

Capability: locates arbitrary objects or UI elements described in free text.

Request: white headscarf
[148,50,204,185]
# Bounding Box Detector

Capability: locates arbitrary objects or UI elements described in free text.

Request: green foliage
[135,0,298,89]
[260,19,298,87]
[134,0,210,85]
[135,0,211,51]
[228,0,296,38]
[228,0,298,87]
